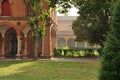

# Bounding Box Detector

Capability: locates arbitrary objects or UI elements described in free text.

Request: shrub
[65,51,72,57]
[54,47,101,58]
[72,51,79,57]
[79,50,86,57]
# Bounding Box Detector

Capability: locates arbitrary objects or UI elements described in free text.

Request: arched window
[2,0,11,16]
[77,42,85,47]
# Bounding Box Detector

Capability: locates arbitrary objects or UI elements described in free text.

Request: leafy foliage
[72,0,115,46]
[99,0,120,80]
[50,0,73,14]
[24,0,50,38]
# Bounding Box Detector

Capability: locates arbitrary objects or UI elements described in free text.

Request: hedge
[54,47,101,58]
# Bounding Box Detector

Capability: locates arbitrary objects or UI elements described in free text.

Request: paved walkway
[51,57,99,62]
[0,57,100,62]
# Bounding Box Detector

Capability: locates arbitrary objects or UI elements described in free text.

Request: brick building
[0,0,57,59]
[57,16,88,48]
[57,16,101,48]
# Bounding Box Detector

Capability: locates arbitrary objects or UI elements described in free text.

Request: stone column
[23,35,27,59]
[85,42,87,48]
[75,42,78,47]
[0,35,5,59]
[16,36,21,58]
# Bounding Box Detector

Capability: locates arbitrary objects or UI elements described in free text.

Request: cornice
[0,16,28,21]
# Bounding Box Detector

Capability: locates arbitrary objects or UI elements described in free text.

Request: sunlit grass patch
[0,61,34,77]
[0,61,100,80]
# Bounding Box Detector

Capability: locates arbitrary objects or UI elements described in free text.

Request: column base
[22,54,28,59]
[16,54,21,59]
[40,54,54,59]
[0,54,5,59]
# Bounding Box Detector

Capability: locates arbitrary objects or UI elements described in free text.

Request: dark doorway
[8,30,17,58]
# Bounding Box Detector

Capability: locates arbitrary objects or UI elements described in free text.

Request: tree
[24,0,52,60]
[99,0,120,80]
[72,0,115,47]
[24,0,73,60]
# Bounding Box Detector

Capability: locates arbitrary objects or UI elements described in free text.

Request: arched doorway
[5,28,17,58]
[2,0,11,16]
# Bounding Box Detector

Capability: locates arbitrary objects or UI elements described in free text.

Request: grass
[0,61,100,80]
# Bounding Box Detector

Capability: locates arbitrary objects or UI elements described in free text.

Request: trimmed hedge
[54,47,101,58]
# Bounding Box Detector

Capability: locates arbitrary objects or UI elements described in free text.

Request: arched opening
[5,28,17,58]
[2,0,11,16]
[67,38,75,47]
[57,38,66,47]
[77,42,85,47]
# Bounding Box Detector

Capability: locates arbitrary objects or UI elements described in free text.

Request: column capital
[17,36,21,39]
[1,33,5,38]
[24,35,27,38]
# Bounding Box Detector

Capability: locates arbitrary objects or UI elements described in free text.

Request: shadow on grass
[0,61,33,68]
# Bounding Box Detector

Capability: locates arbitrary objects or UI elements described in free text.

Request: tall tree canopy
[99,0,120,79]
[72,0,116,47]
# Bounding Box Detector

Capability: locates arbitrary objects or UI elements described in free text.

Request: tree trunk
[33,33,39,61]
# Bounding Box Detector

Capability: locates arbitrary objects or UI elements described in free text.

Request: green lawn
[0,61,100,80]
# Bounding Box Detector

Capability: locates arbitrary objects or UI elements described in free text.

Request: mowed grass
[0,61,100,80]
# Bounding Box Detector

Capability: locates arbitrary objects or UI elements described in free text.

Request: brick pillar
[41,38,44,56]
[51,27,57,56]
[0,35,5,59]
[42,26,52,58]
[22,35,27,59]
